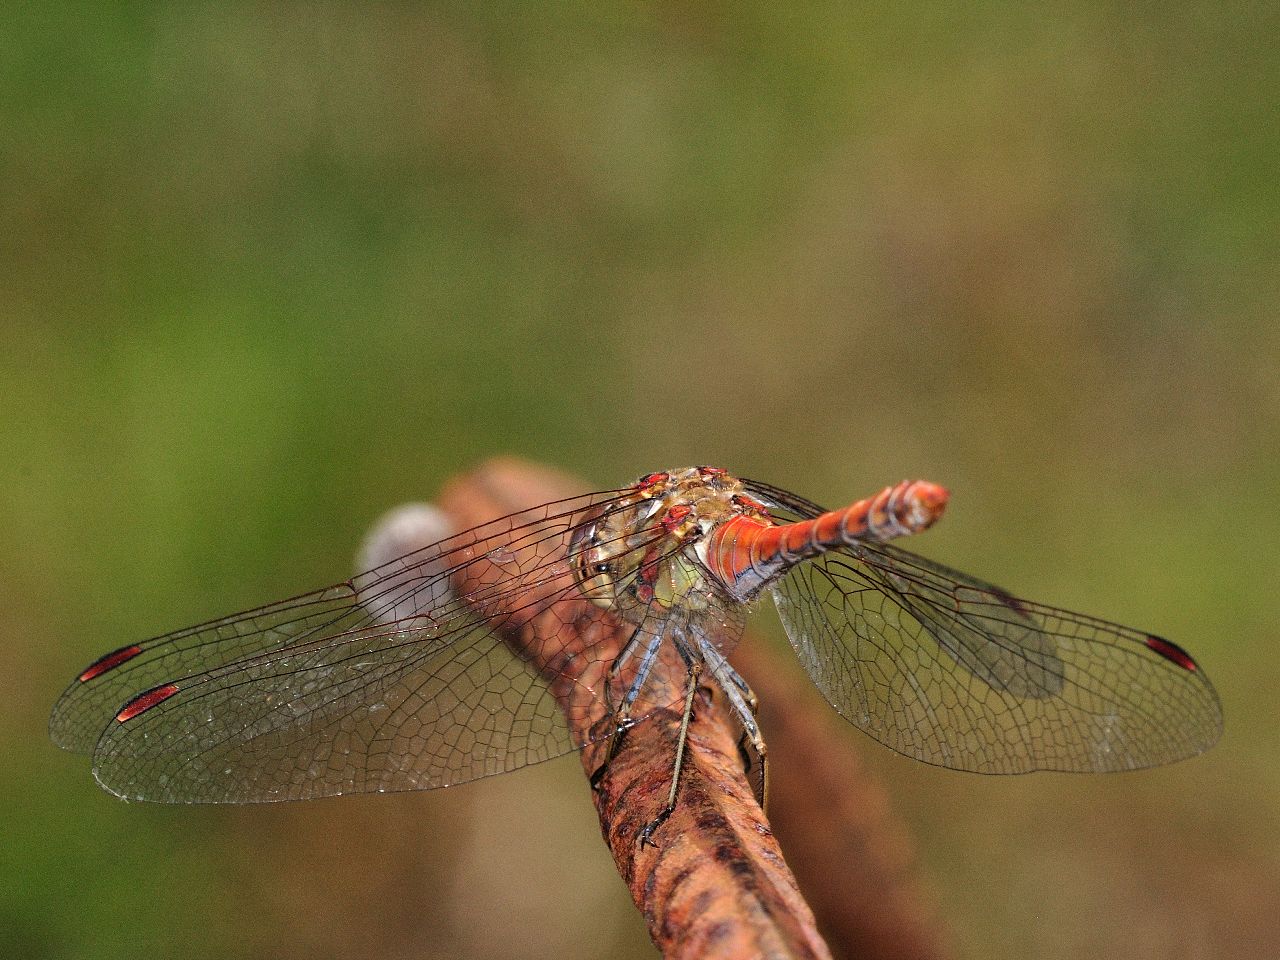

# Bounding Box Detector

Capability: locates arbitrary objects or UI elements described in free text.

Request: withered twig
[437,457,951,960]
[734,643,952,960]
[439,458,830,959]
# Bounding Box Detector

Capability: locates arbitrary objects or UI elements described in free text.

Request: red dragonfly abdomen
[703,480,949,598]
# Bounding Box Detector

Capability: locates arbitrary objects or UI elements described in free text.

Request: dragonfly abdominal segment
[702,479,949,600]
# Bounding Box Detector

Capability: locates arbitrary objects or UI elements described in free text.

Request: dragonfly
[51,466,1222,844]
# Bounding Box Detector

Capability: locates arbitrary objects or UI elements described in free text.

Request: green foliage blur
[3,4,1276,959]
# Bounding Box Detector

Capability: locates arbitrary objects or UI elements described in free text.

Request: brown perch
[438,458,951,960]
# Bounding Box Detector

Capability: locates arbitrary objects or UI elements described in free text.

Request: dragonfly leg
[696,635,768,806]
[710,651,760,714]
[600,620,652,721]
[590,624,666,791]
[638,659,702,848]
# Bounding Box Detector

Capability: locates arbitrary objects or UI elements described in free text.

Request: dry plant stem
[439,458,833,960]
[733,643,953,960]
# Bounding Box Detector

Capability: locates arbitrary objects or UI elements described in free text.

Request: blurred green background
[3,4,1277,958]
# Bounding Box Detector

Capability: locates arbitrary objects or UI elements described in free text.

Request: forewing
[92,592,590,802]
[54,582,390,755]
[744,479,1223,774]
[52,487,680,802]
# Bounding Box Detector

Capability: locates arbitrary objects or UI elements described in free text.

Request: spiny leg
[590,622,667,791]
[637,660,702,848]
[721,661,759,714]
[599,619,651,722]
[696,635,768,806]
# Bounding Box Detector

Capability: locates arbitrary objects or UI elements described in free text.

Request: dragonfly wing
[52,487,681,802]
[770,544,1222,773]
[742,479,1223,774]
[51,582,378,756]
[92,604,583,802]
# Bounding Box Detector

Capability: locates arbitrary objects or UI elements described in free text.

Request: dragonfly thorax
[571,467,771,618]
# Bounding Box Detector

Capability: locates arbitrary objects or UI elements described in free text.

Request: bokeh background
[3,4,1277,958]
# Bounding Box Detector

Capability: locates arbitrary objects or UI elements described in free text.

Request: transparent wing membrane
[745,480,1223,774]
[51,487,693,802]
[92,584,590,802]
[52,470,1222,806]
